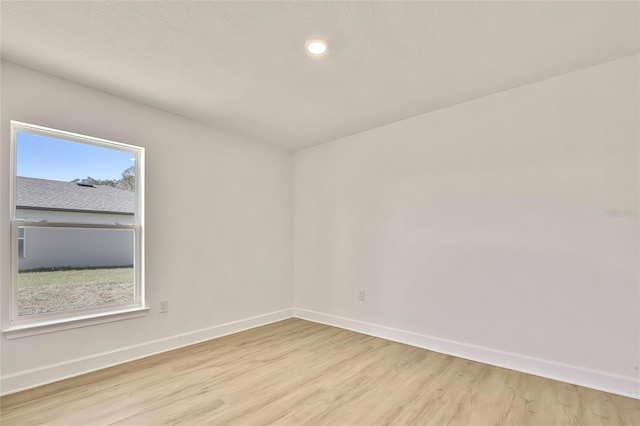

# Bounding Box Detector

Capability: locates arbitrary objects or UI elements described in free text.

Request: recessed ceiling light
[305,38,328,55]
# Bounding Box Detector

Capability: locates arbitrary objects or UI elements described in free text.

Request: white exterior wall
[294,55,640,398]
[18,228,134,272]
[17,209,135,271]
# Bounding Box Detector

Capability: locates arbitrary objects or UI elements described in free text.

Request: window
[6,121,146,337]
[17,227,25,258]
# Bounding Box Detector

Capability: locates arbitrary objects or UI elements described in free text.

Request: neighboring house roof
[16,176,135,215]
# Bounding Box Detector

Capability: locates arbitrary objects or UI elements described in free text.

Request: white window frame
[4,121,147,339]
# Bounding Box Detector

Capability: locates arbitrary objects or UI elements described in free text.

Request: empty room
[1,1,639,424]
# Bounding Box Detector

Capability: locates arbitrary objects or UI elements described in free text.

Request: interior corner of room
[0,1,638,423]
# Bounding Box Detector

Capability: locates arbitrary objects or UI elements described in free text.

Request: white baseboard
[3,307,638,400]
[0,308,294,396]
[294,308,640,400]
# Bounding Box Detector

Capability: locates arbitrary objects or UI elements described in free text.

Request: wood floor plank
[1,318,638,425]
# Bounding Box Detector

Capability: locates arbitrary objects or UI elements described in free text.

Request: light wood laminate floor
[1,318,639,425]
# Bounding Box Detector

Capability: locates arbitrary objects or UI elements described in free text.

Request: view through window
[10,122,144,325]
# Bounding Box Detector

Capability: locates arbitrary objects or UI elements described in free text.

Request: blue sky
[17,132,135,182]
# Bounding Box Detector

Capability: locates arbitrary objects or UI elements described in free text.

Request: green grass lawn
[18,267,134,316]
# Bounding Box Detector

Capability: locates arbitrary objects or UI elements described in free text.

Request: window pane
[16,132,136,221]
[17,227,135,317]
[10,122,144,327]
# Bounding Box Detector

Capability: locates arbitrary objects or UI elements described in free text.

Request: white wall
[18,227,134,272]
[294,55,640,397]
[0,61,293,393]
[17,210,135,271]
[2,55,638,398]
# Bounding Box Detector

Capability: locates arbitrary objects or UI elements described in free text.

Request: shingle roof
[16,176,135,215]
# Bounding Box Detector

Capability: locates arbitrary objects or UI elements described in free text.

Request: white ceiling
[1,1,638,151]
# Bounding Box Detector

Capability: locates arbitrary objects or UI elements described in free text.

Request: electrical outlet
[159,300,169,313]
[358,290,365,301]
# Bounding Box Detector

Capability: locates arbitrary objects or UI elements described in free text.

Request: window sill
[3,306,149,339]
